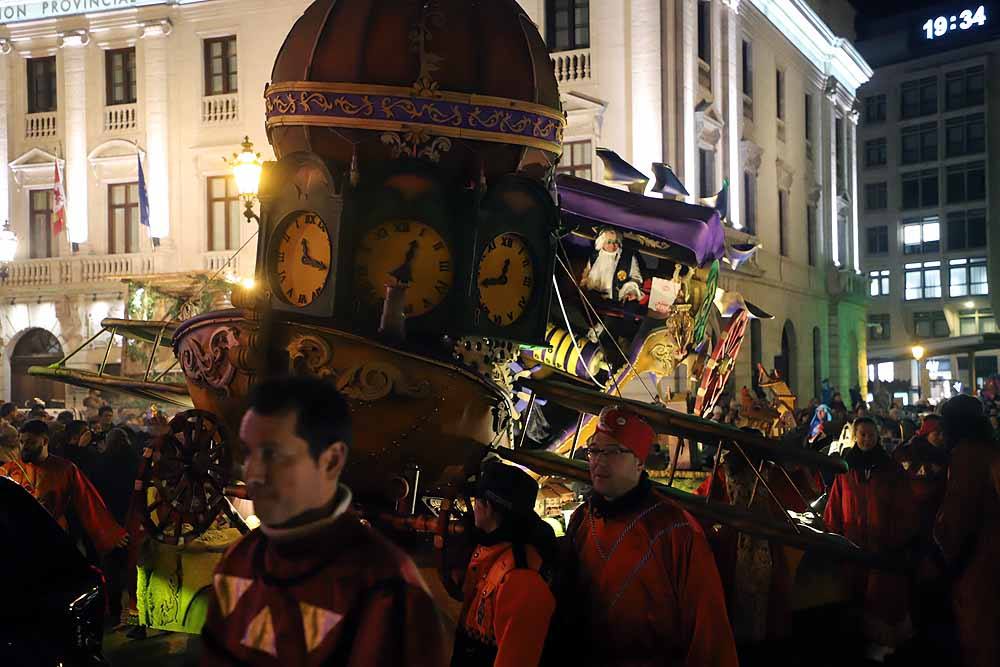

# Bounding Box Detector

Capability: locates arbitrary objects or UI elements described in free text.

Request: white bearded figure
[580,228,644,302]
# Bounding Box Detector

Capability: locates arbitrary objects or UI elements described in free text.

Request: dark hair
[246,377,352,460]
[56,410,74,425]
[105,428,132,457]
[98,406,114,417]
[18,419,49,437]
[27,407,45,418]
[66,420,89,441]
[0,403,15,419]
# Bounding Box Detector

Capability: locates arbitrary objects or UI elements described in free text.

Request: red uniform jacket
[0,454,125,554]
[824,446,914,646]
[453,540,555,667]
[200,491,447,667]
[893,436,948,539]
[568,477,738,667]
[934,441,1000,667]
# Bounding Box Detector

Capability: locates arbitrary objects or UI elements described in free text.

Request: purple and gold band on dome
[264,82,566,155]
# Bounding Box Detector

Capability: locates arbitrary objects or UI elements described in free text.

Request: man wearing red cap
[562,406,738,666]
[894,414,948,538]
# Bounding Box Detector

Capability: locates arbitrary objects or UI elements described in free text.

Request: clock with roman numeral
[271,211,332,308]
[476,233,535,327]
[354,220,453,318]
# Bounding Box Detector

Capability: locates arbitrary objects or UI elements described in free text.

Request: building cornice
[746,0,873,93]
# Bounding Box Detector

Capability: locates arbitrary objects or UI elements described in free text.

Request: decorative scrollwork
[287,334,334,378]
[381,131,453,162]
[177,327,240,395]
[335,362,431,403]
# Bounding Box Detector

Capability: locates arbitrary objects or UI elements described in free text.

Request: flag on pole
[52,160,67,236]
[137,153,151,230]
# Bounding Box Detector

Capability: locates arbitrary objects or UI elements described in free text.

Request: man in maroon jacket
[200,377,447,666]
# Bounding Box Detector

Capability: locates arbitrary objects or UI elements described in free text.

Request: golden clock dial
[477,232,535,327]
[272,212,331,307]
[354,220,453,317]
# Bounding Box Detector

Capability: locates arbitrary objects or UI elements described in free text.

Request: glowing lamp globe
[911,345,925,361]
[231,137,263,199]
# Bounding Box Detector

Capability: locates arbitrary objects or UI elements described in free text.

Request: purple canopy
[556,174,726,266]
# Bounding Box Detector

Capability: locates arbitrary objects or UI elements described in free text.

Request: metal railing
[202,93,239,124]
[104,104,137,133]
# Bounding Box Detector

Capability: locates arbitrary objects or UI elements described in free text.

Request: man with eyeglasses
[561,406,737,666]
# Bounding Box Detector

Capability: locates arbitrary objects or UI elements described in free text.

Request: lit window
[948,257,988,297]
[958,309,996,335]
[905,261,942,300]
[869,270,890,297]
[902,217,940,254]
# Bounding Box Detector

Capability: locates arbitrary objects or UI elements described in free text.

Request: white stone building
[0,0,872,407]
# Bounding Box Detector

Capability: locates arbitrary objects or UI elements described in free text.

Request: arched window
[779,320,797,392]
[10,328,65,407]
[812,327,823,401]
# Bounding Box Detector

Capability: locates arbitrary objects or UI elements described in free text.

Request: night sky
[850,0,958,20]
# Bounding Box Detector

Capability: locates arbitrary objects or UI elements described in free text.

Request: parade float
[29,0,873,635]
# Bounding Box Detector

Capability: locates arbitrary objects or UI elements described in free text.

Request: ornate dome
[266,0,564,179]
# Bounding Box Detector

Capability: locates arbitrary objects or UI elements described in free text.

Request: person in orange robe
[0,419,128,555]
[200,377,447,667]
[824,417,914,658]
[562,406,738,667]
[933,395,1000,667]
[451,459,557,667]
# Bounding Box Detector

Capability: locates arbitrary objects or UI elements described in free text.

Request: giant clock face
[355,220,453,317]
[476,232,535,327]
[272,212,331,307]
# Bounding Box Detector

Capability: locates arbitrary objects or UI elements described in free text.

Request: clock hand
[389,240,419,284]
[480,259,511,287]
[300,239,328,270]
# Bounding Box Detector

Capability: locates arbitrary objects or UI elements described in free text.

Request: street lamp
[911,345,925,361]
[227,136,263,224]
[0,220,19,281]
[912,345,927,402]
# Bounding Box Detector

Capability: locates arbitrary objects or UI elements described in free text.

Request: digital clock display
[923,5,988,39]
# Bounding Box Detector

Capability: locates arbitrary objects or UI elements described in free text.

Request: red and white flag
[52,160,66,236]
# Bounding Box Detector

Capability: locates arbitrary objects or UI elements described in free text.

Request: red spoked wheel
[694,310,750,418]
[139,410,233,546]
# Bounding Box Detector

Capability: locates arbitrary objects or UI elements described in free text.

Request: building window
[204,36,238,96]
[105,47,136,106]
[866,226,889,255]
[207,176,241,252]
[864,94,886,124]
[743,171,756,234]
[945,113,985,157]
[778,189,788,257]
[901,169,938,209]
[947,209,987,250]
[900,76,937,119]
[913,311,949,337]
[556,139,592,179]
[697,1,711,64]
[108,182,140,254]
[741,40,753,118]
[698,149,715,198]
[902,216,940,254]
[27,56,57,114]
[869,269,890,296]
[948,257,988,297]
[868,313,891,341]
[29,189,55,259]
[946,161,986,203]
[900,122,937,165]
[776,69,785,121]
[865,182,888,210]
[864,138,887,167]
[546,0,590,51]
[807,204,816,266]
[905,261,942,300]
[945,65,985,111]
[958,309,996,335]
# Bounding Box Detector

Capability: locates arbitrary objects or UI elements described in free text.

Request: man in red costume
[451,459,557,667]
[563,406,738,666]
[893,414,948,539]
[0,419,127,555]
[934,395,1000,667]
[200,377,447,666]
[824,417,914,659]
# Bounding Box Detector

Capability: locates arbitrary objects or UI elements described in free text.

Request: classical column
[59,30,89,246]
[141,20,172,242]
[629,0,662,183]
[847,108,861,272]
[678,0,698,201]
[822,78,838,266]
[721,0,741,227]
[0,40,11,227]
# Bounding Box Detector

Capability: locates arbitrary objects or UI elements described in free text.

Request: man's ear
[319,441,348,479]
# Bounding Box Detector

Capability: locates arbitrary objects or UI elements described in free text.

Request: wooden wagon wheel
[139,410,233,546]
[694,310,750,418]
